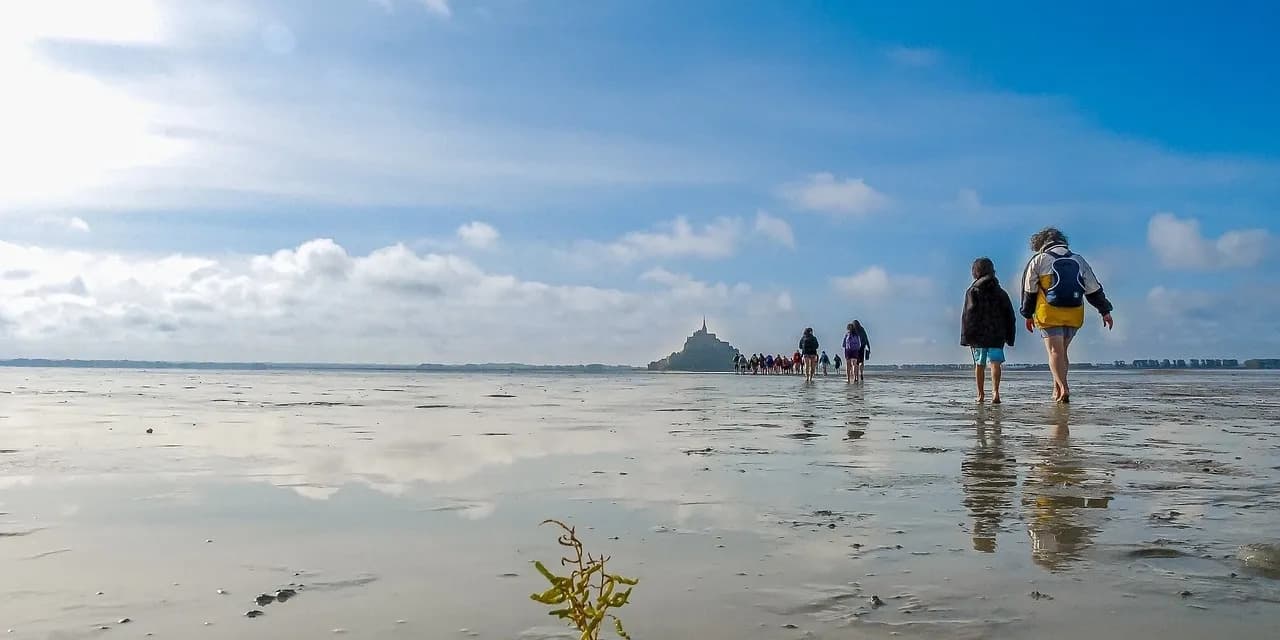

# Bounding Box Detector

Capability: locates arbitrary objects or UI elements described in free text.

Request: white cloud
[886,46,941,68]
[1147,213,1269,270]
[0,238,781,364]
[1146,285,1217,318]
[754,211,795,249]
[456,221,500,249]
[0,1,725,214]
[781,173,888,216]
[36,215,92,233]
[596,217,742,263]
[831,266,932,299]
[419,0,451,16]
[776,292,794,312]
[640,267,742,301]
[957,188,982,213]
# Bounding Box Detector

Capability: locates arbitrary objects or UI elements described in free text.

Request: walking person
[844,321,872,383]
[799,328,820,383]
[962,257,1017,404]
[819,351,831,376]
[842,323,860,384]
[1020,227,1114,403]
[833,353,843,374]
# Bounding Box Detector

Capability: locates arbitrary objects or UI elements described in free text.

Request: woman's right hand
[1025,318,1035,333]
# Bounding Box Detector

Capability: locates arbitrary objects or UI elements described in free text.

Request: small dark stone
[1180,590,1193,598]
[145,428,153,434]
[871,595,885,608]
[245,610,264,618]
[275,588,297,602]
[1030,591,1053,600]
[117,618,131,625]
[782,623,798,629]
[256,594,276,606]
[828,523,837,529]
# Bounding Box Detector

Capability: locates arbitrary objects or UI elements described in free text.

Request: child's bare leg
[991,362,1003,404]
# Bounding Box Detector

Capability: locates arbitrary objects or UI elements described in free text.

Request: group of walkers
[731,227,1116,404]
[732,320,872,384]
[962,226,1113,404]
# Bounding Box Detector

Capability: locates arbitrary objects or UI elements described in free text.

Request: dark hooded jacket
[961,275,1016,349]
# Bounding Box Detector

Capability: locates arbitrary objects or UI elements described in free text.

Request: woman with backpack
[843,321,871,383]
[1020,227,1115,403]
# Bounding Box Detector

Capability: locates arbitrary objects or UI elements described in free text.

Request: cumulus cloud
[1147,213,1269,270]
[830,266,931,298]
[781,173,888,216]
[641,267,749,301]
[594,217,742,263]
[456,221,500,249]
[886,46,941,68]
[419,0,451,16]
[36,215,92,233]
[1146,285,1218,318]
[754,211,795,249]
[0,239,779,364]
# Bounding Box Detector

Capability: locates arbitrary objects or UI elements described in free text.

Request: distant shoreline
[0,359,641,373]
[0,358,1271,374]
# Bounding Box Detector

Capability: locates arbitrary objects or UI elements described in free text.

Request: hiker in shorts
[962,257,1017,404]
[1020,227,1114,403]
[843,321,871,383]
[799,328,820,382]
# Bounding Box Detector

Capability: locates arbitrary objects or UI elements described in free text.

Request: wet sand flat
[1,367,1279,638]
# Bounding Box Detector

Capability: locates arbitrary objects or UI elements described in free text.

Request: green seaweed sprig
[530,519,639,640]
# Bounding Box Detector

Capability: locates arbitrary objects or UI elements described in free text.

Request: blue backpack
[1044,250,1085,308]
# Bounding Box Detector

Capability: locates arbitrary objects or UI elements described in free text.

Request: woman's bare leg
[1044,336,1069,401]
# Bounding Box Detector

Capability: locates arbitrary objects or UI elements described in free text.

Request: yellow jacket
[1020,245,1111,329]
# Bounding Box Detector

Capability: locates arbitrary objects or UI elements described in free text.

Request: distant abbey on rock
[647,318,741,372]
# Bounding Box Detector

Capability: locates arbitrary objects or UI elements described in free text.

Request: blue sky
[0,0,1277,364]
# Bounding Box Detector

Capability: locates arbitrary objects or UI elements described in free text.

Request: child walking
[961,257,1017,403]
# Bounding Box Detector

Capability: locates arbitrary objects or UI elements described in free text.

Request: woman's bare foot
[992,396,1002,405]
[976,395,986,403]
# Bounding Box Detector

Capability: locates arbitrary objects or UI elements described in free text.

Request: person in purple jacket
[843,321,871,383]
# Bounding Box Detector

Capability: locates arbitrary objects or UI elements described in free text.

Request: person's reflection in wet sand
[1022,404,1114,571]
[962,405,1017,552]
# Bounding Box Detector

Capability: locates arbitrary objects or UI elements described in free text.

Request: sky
[1,0,1278,365]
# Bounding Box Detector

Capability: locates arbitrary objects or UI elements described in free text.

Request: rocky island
[647,319,740,372]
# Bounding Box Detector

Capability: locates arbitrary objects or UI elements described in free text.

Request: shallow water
[1,368,1278,638]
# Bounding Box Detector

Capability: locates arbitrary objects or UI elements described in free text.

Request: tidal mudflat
[1,368,1278,639]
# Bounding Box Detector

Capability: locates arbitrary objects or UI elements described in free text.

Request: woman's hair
[803,327,813,335]
[1029,227,1068,252]
[852,320,863,331]
[972,256,995,279]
